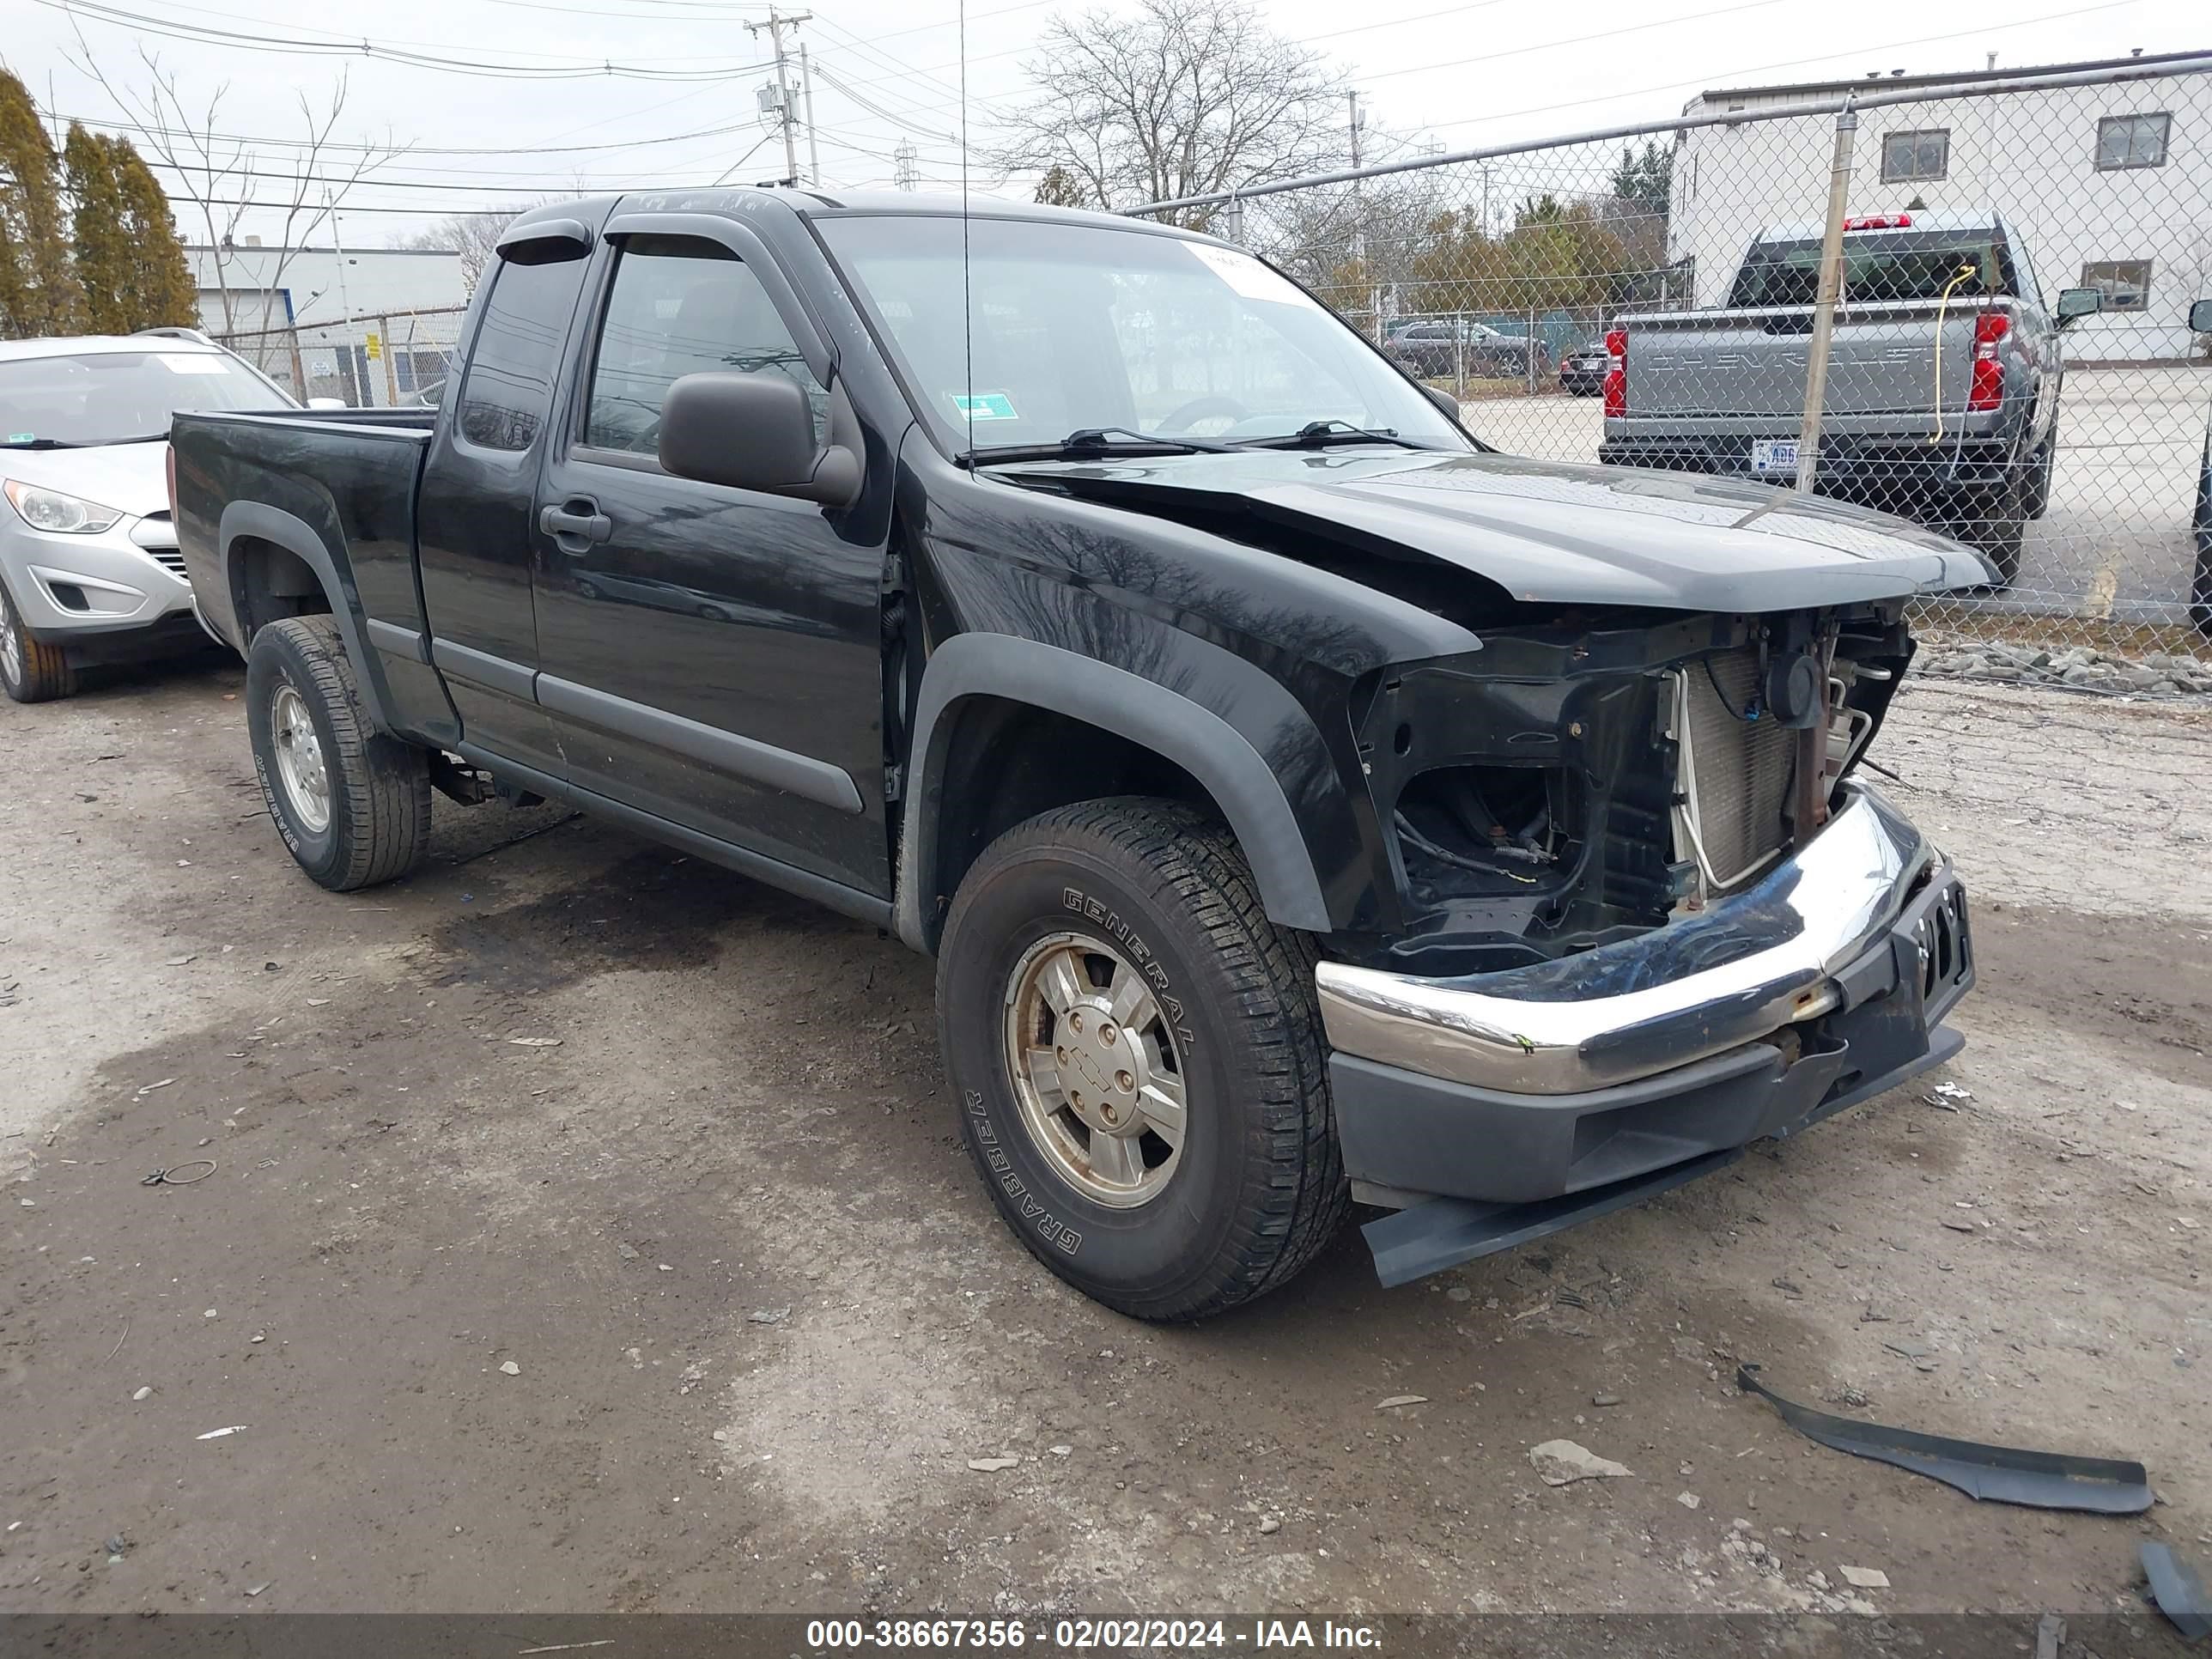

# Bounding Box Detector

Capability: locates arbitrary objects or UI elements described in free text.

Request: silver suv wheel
[1003,930,1189,1208]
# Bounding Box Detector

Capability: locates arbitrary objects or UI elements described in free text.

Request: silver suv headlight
[3,480,125,535]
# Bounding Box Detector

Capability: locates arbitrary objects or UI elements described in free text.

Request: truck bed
[170,407,433,659]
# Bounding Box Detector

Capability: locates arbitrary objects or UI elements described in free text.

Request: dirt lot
[2,654,2208,1621]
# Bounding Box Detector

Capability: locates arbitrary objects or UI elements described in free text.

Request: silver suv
[1,330,300,702]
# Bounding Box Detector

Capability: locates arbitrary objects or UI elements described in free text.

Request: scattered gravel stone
[966,1456,1018,1473]
[1677,1492,1702,1510]
[1917,642,2212,698]
[499,1360,520,1376]
[1258,1516,1281,1535]
[1529,1439,1631,1485]
[1840,1565,1891,1589]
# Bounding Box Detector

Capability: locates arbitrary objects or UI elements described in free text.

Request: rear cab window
[1729,228,2019,307]
[456,256,592,454]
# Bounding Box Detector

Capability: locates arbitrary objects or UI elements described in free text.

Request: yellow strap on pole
[1929,262,1979,446]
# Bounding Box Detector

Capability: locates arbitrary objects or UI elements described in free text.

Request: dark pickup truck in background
[1600,211,2103,585]
[172,190,1984,1318]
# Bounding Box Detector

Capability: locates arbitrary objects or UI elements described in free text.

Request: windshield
[0,349,291,447]
[817,214,1466,453]
[1729,229,2015,308]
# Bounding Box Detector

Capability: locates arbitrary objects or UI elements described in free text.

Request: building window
[2080,260,2152,313]
[1881,129,1949,183]
[2096,112,2170,169]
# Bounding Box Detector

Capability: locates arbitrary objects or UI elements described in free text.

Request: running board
[1362,1148,1742,1288]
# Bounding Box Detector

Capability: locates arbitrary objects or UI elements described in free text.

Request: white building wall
[184,246,470,406]
[1668,69,2212,361]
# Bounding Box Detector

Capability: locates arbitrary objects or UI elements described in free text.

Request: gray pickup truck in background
[1599,211,2102,584]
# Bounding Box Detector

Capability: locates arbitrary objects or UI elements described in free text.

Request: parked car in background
[0,330,307,702]
[1558,339,1609,395]
[1599,211,2100,585]
[173,190,1983,1320]
[1387,318,1549,380]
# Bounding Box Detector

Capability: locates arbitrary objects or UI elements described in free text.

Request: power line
[39,0,760,79]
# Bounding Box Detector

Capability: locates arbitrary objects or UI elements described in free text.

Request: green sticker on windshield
[951,392,1018,422]
[8,433,33,444]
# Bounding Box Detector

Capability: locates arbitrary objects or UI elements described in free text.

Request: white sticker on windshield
[1187,243,1316,309]
[159,353,229,375]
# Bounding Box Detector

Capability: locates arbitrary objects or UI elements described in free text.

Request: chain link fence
[1136,54,2212,691]
[214,306,469,412]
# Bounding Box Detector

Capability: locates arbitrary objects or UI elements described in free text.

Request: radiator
[1677,651,1796,890]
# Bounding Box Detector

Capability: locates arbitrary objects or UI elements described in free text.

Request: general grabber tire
[937,798,1350,1321]
[246,616,431,891]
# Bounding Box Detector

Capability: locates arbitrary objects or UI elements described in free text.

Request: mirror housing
[2190,298,2212,334]
[658,371,861,508]
[305,396,348,410]
[1419,382,1462,422]
[2056,287,2104,325]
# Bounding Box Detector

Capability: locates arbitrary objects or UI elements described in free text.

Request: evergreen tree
[0,69,83,337]
[111,135,198,329]
[65,125,132,333]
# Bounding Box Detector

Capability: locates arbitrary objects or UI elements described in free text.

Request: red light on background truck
[1601,328,1627,417]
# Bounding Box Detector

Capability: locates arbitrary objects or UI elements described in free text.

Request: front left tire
[936,798,1349,1322]
[0,578,77,702]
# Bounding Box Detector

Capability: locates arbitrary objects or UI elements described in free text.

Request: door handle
[539,499,612,554]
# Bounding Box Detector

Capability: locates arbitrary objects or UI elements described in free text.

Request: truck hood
[0,441,169,522]
[987,447,1993,611]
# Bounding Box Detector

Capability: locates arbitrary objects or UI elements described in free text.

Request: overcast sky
[6,0,2203,250]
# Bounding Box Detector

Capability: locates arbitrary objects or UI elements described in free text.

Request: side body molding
[894,631,1333,952]
[216,499,397,735]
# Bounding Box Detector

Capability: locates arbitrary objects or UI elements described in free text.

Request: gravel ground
[1,657,2207,1622]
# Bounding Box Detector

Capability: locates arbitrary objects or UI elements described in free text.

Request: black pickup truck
[171,191,1984,1319]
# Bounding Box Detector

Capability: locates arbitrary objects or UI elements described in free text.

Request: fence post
[1795,106,1857,495]
[379,316,400,407]
[1526,305,1538,395]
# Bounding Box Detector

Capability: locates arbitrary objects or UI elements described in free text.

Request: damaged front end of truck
[1322,599,1970,1285]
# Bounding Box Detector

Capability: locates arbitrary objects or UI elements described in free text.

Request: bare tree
[991,0,1350,219]
[67,35,399,348]
[398,203,553,294]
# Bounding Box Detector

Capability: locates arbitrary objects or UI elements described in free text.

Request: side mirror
[306,396,347,411]
[658,371,860,508]
[2056,287,2104,325]
[1419,383,1462,422]
[2190,298,2212,334]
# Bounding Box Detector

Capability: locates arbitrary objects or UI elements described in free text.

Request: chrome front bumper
[1317,783,1940,1096]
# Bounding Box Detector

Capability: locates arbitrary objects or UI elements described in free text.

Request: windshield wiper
[962,425,1238,465]
[1244,419,1427,452]
[109,433,171,445]
[0,437,82,450]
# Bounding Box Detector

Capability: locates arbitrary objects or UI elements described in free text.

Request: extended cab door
[416,218,603,776]
[528,214,892,901]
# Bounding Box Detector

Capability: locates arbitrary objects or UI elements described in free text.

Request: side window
[583,237,823,456]
[457,254,588,454]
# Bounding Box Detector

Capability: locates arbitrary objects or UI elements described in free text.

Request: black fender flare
[217,500,398,736]
[893,632,1333,952]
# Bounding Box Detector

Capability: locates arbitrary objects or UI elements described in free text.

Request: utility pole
[746,6,813,187]
[1347,90,1383,338]
[798,43,822,186]
[893,140,918,191]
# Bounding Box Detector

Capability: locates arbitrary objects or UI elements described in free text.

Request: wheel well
[921,695,1226,948]
[230,536,332,641]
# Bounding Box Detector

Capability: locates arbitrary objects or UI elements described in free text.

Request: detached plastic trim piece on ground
[1736,1363,2154,1514]
[2142,1542,2212,1640]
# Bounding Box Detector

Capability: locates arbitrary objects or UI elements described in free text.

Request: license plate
[1751,439,1800,475]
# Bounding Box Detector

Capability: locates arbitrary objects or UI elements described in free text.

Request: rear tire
[1963,470,2028,588]
[937,798,1348,1321]
[246,615,431,890]
[0,578,77,703]
[2024,429,2057,520]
